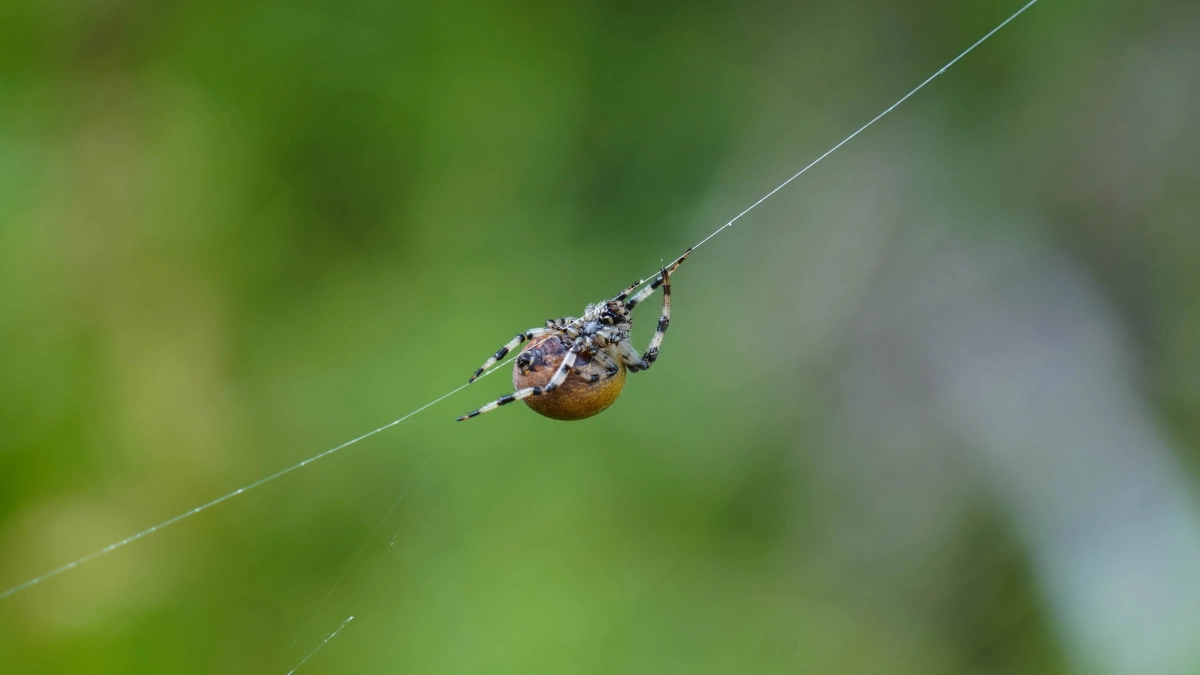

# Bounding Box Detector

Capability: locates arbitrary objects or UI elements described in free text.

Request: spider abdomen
[513,334,626,421]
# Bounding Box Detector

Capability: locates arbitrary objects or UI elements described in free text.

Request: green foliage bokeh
[2,0,1198,673]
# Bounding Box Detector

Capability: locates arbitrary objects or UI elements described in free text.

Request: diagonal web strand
[287,615,355,675]
[644,0,1042,281]
[0,359,513,601]
[286,453,435,652]
[0,0,1040,602]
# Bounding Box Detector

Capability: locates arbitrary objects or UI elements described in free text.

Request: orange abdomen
[513,334,627,421]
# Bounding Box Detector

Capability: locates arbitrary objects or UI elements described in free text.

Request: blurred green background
[3,0,1200,673]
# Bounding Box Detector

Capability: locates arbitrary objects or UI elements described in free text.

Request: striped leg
[593,350,621,380]
[614,277,647,303]
[457,349,577,420]
[615,340,650,372]
[469,327,556,383]
[625,247,690,310]
[638,265,672,369]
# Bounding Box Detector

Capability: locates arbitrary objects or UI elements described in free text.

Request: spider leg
[611,333,649,373]
[614,277,646,303]
[638,263,673,369]
[625,247,690,310]
[621,257,679,372]
[593,350,621,380]
[457,349,578,420]
[469,327,557,383]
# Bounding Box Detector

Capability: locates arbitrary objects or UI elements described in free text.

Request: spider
[457,248,691,421]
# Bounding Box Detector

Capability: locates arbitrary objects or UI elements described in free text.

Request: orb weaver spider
[457,248,691,421]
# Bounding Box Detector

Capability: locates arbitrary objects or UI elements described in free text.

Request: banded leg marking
[593,350,621,379]
[457,350,578,420]
[469,327,556,383]
[625,247,690,310]
[614,277,646,303]
[640,265,672,368]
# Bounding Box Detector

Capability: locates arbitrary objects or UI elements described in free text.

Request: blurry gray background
[2,0,1199,673]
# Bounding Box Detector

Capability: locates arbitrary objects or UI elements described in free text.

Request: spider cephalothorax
[457,248,690,421]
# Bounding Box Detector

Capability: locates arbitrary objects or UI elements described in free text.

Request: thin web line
[0,357,514,602]
[0,0,1039,602]
[287,453,435,652]
[287,615,354,675]
[650,0,1041,278]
